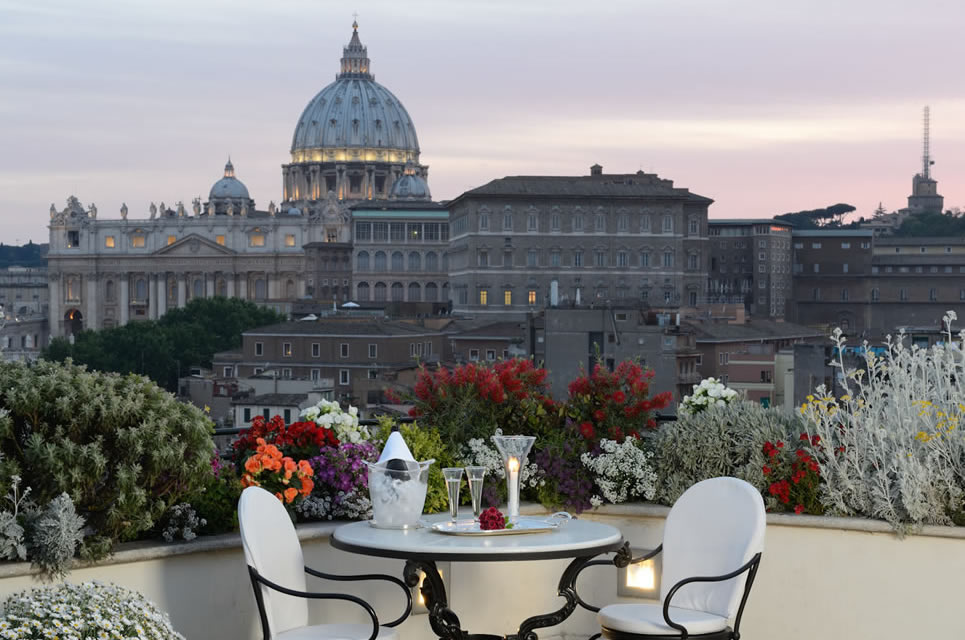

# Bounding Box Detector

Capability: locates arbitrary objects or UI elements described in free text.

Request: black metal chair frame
[574,544,763,640]
[248,564,413,640]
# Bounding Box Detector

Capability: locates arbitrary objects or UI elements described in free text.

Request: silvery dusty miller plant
[581,438,657,506]
[651,401,804,504]
[0,581,185,639]
[802,311,965,531]
[27,493,85,580]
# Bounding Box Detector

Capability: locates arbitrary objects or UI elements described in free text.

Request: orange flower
[284,487,298,503]
[264,444,283,459]
[300,477,314,497]
[244,456,262,474]
[241,474,257,488]
[274,492,284,502]
[298,460,313,476]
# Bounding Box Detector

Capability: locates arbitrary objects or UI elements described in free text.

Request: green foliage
[0,359,215,558]
[373,417,456,514]
[651,402,805,504]
[0,242,46,269]
[188,467,241,536]
[893,210,965,237]
[774,203,857,229]
[41,297,284,390]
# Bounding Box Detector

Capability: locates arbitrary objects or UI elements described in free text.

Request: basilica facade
[46,22,437,338]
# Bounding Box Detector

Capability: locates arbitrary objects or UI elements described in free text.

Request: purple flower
[308,442,379,504]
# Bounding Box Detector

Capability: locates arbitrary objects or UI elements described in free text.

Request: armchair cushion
[277,623,400,640]
[599,603,728,636]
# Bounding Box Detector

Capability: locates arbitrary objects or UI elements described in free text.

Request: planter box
[0,506,961,639]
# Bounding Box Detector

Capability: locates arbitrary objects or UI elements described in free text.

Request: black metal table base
[403,543,631,640]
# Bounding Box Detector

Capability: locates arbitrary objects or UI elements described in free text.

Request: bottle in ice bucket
[366,425,434,528]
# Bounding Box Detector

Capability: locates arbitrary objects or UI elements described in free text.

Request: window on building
[664,289,673,303]
[688,254,698,270]
[215,235,225,246]
[479,290,488,305]
[164,235,175,246]
[812,288,821,301]
[368,343,377,358]
[595,214,605,231]
[282,342,292,357]
[285,234,296,247]
[255,342,263,356]
[503,250,513,267]
[339,343,349,358]
[551,212,560,231]
[528,290,536,305]
[840,242,851,249]
[640,251,650,267]
[617,251,629,267]
[574,250,584,267]
[640,215,651,232]
[528,214,538,231]
[841,288,849,301]
[478,250,489,267]
[309,342,319,358]
[960,289,965,301]
[843,263,849,273]
[663,251,674,268]
[550,251,561,267]
[339,370,350,385]
[595,251,607,267]
[930,288,938,301]
[528,250,539,267]
[253,368,263,375]
[813,264,820,273]
[469,349,480,361]
[689,290,698,305]
[479,213,489,231]
[689,218,698,234]
[131,234,145,248]
[223,366,233,377]
[104,236,115,248]
[812,242,822,249]
[662,216,673,233]
[503,211,513,230]
[793,242,803,249]
[282,368,292,380]
[574,214,584,231]
[504,290,512,305]
[243,408,251,423]
[249,234,265,247]
[900,288,908,301]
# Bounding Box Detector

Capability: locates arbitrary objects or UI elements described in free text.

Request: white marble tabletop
[331,512,624,562]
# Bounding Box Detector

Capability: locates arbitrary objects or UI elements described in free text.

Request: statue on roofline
[120,203,128,220]
[192,198,201,217]
[149,202,157,219]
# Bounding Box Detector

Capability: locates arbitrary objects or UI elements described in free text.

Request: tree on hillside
[894,211,965,237]
[774,203,857,228]
[42,297,284,390]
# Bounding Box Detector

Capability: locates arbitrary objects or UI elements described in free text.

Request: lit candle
[507,456,520,518]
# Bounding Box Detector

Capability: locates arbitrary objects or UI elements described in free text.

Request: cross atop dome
[338,19,372,80]
[224,157,235,178]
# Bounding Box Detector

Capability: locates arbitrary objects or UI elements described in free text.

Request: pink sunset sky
[1,0,964,243]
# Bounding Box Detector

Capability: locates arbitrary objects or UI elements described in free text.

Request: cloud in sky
[1,0,964,241]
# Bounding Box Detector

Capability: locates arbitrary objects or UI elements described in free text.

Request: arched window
[392,252,404,271]
[425,251,438,271]
[357,251,370,271]
[391,282,404,301]
[408,252,421,271]
[425,282,438,302]
[374,251,387,271]
[254,278,267,300]
[193,278,203,298]
[105,280,115,302]
[357,282,370,301]
[216,277,227,297]
[408,282,421,301]
[286,279,295,298]
[135,278,147,301]
[374,282,387,301]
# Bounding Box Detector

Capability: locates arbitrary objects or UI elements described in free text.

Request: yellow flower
[204,405,211,414]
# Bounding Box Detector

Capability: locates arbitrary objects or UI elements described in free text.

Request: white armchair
[596,477,765,640]
[238,486,411,640]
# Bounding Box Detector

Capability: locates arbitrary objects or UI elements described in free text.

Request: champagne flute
[442,467,464,522]
[465,466,487,520]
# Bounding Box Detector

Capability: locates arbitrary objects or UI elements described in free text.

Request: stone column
[120,277,130,326]
[85,274,98,331]
[177,274,186,307]
[238,274,248,300]
[157,273,167,317]
[226,273,235,298]
[147,274,156,320]
[205,273,215,298]
[48,275,62,337]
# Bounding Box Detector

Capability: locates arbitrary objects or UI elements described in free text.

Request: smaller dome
[390,174,431,200]
[209,159,250,200]
[287,207,302,216]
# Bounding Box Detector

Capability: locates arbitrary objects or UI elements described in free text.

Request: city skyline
[2,0,965,242]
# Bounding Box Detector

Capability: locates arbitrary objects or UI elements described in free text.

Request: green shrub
[188,464,241,535]
[0,359,215,558]
[651,402,804,504]
[373,417,456,514]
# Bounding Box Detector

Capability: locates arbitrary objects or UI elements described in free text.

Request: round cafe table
[331,512,628,640]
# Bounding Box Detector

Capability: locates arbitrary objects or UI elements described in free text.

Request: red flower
[762,465,772,475]
[646,418,657,429]
[811,434,821,446]
[611,391,626,404]
[579,421,595,439]
[794,504,805,515]
[593,409,606,422]
[799,433,810,442]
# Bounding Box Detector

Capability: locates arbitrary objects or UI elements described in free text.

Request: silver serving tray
[430,514,570,536]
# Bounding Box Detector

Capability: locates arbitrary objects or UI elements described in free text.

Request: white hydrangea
[679,377,739,416]
[300,399,370,444]
[581,438,657,505]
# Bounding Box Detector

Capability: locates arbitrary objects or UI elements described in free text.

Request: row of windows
[872,265,965,274]
[83,232,296,249]
[466,287,697,306]
[254,341,381,359]
[356,251,447,272]
[476,249,699,269]
[793,241,872,250]
[810,288,965,302]
[355,281,446,302]
[354,222,449,243]
[477,212,697,235]
[65,275,296,304]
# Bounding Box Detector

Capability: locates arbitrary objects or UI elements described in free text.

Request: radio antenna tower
[922,105,932,180]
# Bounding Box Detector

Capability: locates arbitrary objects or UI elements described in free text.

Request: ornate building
[46,23,435,338]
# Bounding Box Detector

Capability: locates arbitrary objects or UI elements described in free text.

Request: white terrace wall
[0,505,962,640]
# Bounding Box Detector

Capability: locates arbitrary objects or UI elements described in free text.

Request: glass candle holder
[491,435,535,522]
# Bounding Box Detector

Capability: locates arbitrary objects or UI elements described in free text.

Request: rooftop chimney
[590,164,603,176]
